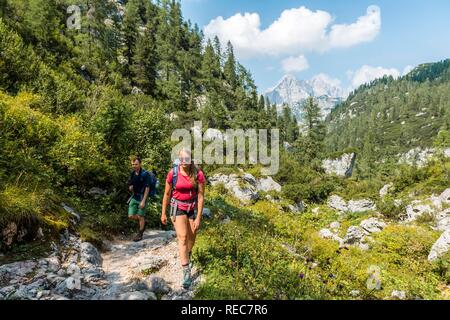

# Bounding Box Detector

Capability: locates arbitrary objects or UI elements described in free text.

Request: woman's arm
[193,182,204,231]
[161,180,172,225]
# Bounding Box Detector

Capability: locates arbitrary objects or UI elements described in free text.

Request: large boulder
[343,226,367,245]
[327,195,348,212]
[322,153,356,177]
[209,173,259,203]
[428,230,450,262]
[360,218,386,233]
[437,212,450,232]
[404,201,434,222]
[256,176,282,193]
[439,188,450,205]
[80,242,102,268]
[347,199,376,213]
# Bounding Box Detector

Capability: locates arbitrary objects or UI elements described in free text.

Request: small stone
[391,290,406,300]
[330,221,340,230]
[350,290,360,297]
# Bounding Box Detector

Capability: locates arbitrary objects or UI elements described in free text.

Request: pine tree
[131,1,159,95]
[224,41,237,91]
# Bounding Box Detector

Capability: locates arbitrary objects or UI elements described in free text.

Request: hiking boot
[133,231,143,242]
[182,266,192,289]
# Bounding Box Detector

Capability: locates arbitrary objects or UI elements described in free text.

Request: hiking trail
[0,230,203,300]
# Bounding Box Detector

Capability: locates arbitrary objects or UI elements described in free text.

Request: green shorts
[128,198,148,216]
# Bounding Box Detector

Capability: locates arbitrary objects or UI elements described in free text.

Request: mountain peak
[265,74,346,121]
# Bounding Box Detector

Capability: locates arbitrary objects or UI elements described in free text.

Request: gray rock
[343,226,367,245]
[131,255,166,273]
[45,256,60,272]
[322,153,356,177]
[118,291,156,300]
[256,177,282,193]
[200,207,212,219]
[360,218,387,233]
[287,201,305,213]
[80,242,102,267]
[347,199,376,213]
[221,216,231,225]
[437,216,450,232]
[209,174,259,203]
[83,268,104,282]
[61,203,81,221]
[319,228,343,244]
[379,183,393,198]
[145,276,170,294]
[350,290,360,297]
[327,195,348,212]
[25,279,46,291]
[0,260,37,277]
[0,286,16,297]
[66,263,81,276]
[391,290,406,300]
[8,286,29,300]
[36,290,50,299]
[439,188,450,205]
[428,230,450,262]
[330,221,341,230]
[404,202,433,222]
[131,86,143,95]
[242,173,257,187]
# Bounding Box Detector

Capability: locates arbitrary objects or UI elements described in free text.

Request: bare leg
[174,215,190,266]
[138,216,145,231]
[187,217,197,254]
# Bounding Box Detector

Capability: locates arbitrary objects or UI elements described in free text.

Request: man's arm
[140,186,150,208]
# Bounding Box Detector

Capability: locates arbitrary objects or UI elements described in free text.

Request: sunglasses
[179,156,191,163]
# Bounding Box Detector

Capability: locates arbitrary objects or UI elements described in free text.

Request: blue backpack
[149,171,158,197]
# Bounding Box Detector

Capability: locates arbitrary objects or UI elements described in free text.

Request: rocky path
[0,230,203,300]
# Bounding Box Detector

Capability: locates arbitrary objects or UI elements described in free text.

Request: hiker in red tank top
[160,148,205,289]
[166,169,205,211]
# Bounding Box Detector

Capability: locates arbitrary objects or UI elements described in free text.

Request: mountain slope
[324,59,450,170]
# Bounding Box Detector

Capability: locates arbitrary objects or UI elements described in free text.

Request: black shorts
[174,208,196,220]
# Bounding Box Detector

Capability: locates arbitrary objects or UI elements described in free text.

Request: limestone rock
[327,195,348,212]
[322,153,356,177]
[360,218,387,233]
[347,199,376,213]
[428,230,450,262]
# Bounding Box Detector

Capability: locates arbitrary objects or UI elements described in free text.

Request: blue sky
[180,0,450,94]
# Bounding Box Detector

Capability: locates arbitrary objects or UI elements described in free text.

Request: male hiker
[127,156,155,242]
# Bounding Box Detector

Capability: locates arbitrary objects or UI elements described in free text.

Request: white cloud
[281,55,309,73]
[349,65,400,88]
[328,6,381,48]
[204,5,381,59]
[402,65,414,75]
